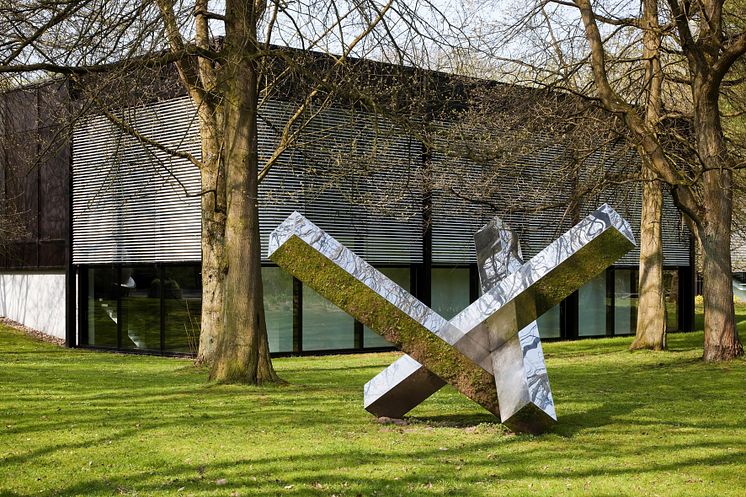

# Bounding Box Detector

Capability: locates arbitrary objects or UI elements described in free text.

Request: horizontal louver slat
[72,97,202,264]
[430,123,690,266]
[73,97,424,265]
[429,122,575,264]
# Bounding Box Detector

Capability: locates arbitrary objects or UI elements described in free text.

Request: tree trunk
[694,86,743,361]
[700,231,742,360]
[631,0,666,351]
[698,174,744,361]
[209,0,279,383]
[196,158,225,364]
[631,164,667,350]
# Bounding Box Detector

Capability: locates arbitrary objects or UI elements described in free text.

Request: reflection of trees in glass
[121,266,160,350]
[262,267,293,354]
[87,268,118,348]
[165,266,201,354]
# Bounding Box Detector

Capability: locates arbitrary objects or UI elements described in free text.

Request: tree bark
[209,0,279,383]
[196,157,225,364]
[631,0,667,351]
[576,0,743,361]
[694,83,743,361]
[631,164,667,350]
[700,229,742,360]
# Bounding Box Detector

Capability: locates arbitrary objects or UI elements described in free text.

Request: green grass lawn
[1,326,745,496]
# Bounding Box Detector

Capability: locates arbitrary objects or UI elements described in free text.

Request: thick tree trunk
[631,0,666,351]
[700,233,742,360]
[697,170,743,361]
[631,164,667,350]
[196,159,225,364]
[209,1,279,383]
[694,88,743,361]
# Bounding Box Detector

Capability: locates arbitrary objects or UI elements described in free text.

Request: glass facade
[302,285,354,351]
[263,267,293,353]
[81,264,689,355]
[120,266,161,351]
[578,272,608,336]
[86,267,118,348]
[537,305,561,338]
[664,269,679,331]
[431,267,471,320]
[164,265,202,354]
[614,269,637,336]
[613,268,681,335]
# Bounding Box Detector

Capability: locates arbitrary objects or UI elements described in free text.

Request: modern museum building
[0,78,696,356]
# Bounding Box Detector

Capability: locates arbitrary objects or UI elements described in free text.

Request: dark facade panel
[5,88,38,134]
[4,132,39,240]
[3,241,38,267]
[39,240,66,267]
[0,124,5,225]
[0,83,70,269]
[39,126,69,241]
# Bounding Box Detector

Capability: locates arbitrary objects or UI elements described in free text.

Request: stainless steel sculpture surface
[365,215,557,433]
[475,217,554,431]
[268,204,635,434]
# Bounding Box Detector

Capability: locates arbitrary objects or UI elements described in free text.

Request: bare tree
[0,0,464,382]
[458,0,745,360]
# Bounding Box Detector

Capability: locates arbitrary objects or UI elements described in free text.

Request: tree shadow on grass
[32,435,746,497]
[551,402,636,438]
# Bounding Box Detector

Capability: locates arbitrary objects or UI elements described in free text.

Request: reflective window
[263,267,293,353]
[364,267,410,348]
[432,267,470,320]
[164,265,202,354]
[614,269,637,336]
[302,285,354,351]
[87,267,118,348]
[536,304,561,338]
[734,272,746,302]
[120,266,161,351]
[578,272,607,336]
[664,269,679,331]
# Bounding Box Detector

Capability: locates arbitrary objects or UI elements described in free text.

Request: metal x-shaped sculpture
[268,204,635,434]
[364,215,556,432]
